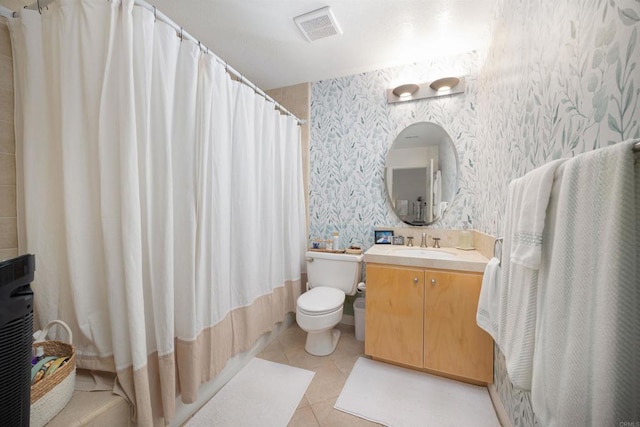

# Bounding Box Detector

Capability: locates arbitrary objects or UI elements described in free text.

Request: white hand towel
[510,158,566,269]
[498,158,566,391]
[476,257,501,342]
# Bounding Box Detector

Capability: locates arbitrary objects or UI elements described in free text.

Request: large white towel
[498,158,566,390]
[476,257,501,342]
[532,140,640,426]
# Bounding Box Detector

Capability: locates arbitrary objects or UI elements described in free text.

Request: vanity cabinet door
[365,264,424,368]
[423,270,493,383]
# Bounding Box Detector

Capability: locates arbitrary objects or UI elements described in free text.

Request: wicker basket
[30,320,76,427]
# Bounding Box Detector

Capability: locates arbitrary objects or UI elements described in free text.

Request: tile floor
[257,322,382,426]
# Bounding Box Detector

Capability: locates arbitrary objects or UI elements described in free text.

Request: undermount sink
[392,248,458,260]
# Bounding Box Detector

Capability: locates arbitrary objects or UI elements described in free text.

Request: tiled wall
[265,82,311,217]
[0,19,17,261]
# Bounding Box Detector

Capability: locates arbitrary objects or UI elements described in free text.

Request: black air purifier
[0,254,35,427]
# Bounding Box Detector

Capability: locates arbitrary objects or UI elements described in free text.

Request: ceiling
[1,0,497,90]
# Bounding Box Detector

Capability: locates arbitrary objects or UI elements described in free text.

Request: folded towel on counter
[476,257,501,342]
[532,139,640,426]
[498,158,566,391]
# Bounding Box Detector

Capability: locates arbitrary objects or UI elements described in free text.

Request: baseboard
[171,313,295,427]
[488,382,511,427]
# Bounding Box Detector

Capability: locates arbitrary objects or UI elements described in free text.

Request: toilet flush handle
[306,257,314,262]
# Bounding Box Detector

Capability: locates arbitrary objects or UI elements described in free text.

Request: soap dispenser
[457,222,474,250]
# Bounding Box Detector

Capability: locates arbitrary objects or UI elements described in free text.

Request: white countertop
[364,244,489,273]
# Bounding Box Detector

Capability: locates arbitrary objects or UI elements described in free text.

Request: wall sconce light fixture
[392,83,420,97]
[429,77,460,91]
[387,76,465,104]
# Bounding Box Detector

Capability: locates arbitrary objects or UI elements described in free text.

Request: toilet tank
[306,251,363,295]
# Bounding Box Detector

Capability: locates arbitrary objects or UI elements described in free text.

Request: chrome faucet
[420,233,427,248]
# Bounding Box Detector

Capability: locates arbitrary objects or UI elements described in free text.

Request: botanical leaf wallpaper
[309,52,480,250]
[475,0,638,425]
[475,0,639,238]
[309,0,638,425]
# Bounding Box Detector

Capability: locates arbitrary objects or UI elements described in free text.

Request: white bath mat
[335,357,499,427]
[186,357,314,427]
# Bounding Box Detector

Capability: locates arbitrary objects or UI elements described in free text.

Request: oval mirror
[384,122,458,226]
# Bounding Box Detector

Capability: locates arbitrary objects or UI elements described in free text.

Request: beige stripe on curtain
[10,1,307,425]
[116,280,300,425]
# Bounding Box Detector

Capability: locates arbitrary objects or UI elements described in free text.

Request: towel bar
[494,238,503,265]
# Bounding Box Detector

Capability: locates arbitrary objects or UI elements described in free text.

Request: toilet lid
[298,287,345,315]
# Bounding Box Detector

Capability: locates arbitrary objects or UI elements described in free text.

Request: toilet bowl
[296,287,345,356]
[296,251,363,356]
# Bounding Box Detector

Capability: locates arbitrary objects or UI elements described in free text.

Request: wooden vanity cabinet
[364,264,425,368]
[365,263,493,384]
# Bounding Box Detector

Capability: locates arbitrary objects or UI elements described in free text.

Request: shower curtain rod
[0,0,307,127]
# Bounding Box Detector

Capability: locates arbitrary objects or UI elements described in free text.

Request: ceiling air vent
[294,6,342,42]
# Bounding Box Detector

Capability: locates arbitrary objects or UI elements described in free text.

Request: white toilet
[296,251,363,356]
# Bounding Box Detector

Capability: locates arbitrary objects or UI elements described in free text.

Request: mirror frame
[384,122,459,226]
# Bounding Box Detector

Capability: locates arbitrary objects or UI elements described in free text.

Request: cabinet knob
[431,278,436,286]
[413,277,419,284]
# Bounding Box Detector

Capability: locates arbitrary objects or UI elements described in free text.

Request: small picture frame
[374,230,394,244]
[392,236,405,245]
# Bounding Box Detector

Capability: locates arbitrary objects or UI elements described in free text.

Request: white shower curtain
[9,0,306,424]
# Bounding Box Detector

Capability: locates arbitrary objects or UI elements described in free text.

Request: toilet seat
[297,287,345,315]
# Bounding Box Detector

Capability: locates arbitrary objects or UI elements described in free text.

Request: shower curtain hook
[179,27,183,42]
[36,0,42,14]
[153,6,157,22]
